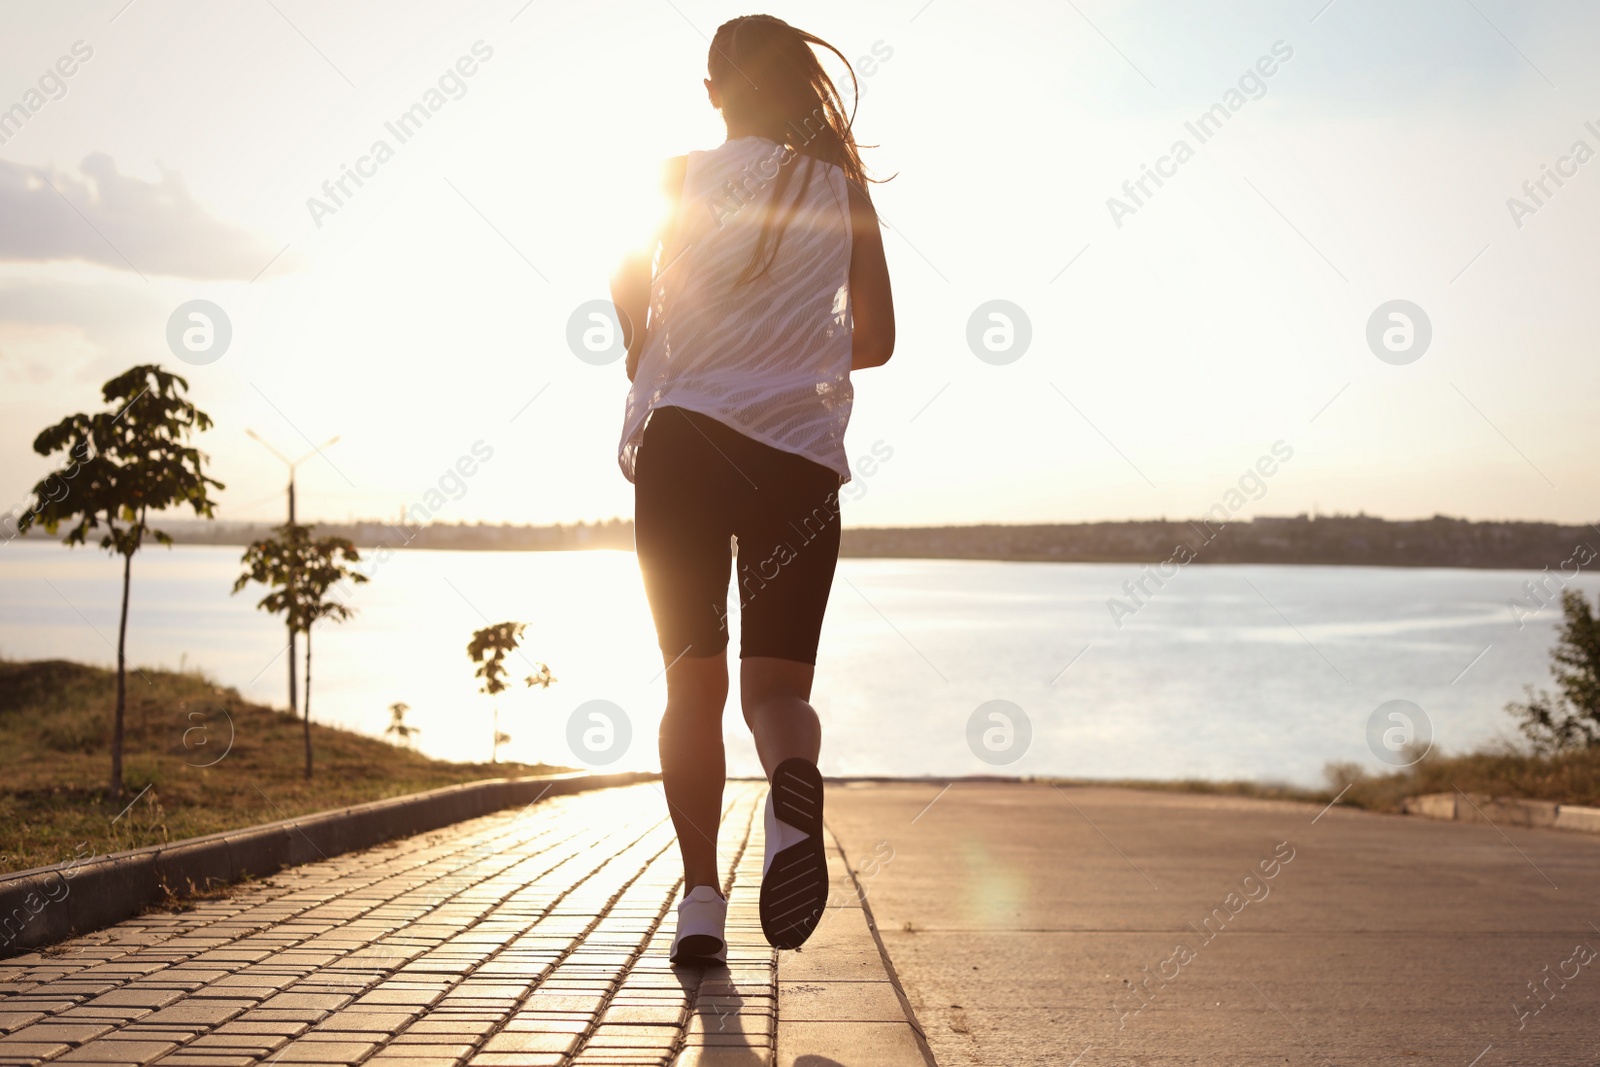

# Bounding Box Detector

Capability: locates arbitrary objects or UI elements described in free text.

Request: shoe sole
[760,758,828,950]
[670,934,726,964]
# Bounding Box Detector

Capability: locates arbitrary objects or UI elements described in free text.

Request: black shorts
[634,405,843,665]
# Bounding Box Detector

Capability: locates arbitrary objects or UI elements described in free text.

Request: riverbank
[11,512,1596,570]
[7,649,1598,879]
[1046,743,1600,814]
[1329,744,1600,810]
[0,659,565,875]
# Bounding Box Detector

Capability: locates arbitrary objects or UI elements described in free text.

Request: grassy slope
[0,659,566,875]
[1331,746,1600,812]
[1046,746,1600,816]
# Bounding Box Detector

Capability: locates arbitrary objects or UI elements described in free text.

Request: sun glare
[538,63,716,280]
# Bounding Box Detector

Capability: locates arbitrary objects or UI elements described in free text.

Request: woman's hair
[707,14,877,284]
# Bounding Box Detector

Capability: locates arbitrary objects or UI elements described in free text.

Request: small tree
[385,701,420,749]
[1507,588,1600,754]
[19,364,223,801]
[234,523,367,777]
[467,622,555,763]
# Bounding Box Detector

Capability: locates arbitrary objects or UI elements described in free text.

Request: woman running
[611,14,895,963]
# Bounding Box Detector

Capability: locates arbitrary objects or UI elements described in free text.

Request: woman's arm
[612,156,688,382]
[846,180,895,370]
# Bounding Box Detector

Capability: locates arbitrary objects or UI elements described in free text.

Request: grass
[1327,745,1600,813]
[1042,775,1331,806]
[1044,746,1600,815]
[0,658,568,876]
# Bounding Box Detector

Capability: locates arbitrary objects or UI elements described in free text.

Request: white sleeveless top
[617,136,854,483]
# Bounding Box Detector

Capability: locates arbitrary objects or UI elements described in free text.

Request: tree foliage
[232,523,366,632]
[1507,589,1600,754]
[385,701,420,748]
[234,523,367,777]
[18,364,222,800]
[20,364,223,555]
[467,622,554,763]
[468,622,526,696]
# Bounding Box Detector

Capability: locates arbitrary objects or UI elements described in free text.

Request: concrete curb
[0,770,657,958]
[769,827,938,1067]
[1401,792,1600,833]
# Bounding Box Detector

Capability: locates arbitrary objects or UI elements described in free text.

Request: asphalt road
[827,781,1600,1067]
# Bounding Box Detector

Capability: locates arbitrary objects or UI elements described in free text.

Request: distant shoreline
[10,513,1597,572]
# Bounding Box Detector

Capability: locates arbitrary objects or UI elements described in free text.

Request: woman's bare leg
[658,651,729,894]
[740,656,821,776]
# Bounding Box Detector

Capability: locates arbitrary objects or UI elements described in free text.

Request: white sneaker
[670,884,728,964]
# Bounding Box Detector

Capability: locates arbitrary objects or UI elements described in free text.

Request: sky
[2,0,1598,530]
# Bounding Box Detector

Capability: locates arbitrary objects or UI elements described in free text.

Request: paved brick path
[0,784,929,1067]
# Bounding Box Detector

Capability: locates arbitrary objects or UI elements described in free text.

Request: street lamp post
[246,429,339,717]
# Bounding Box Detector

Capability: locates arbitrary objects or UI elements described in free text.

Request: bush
[1506,589,1600,754]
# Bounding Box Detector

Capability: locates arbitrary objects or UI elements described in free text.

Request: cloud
[0,276,167,387]
[0,276,160,340]
[0,153,278,280]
